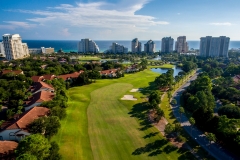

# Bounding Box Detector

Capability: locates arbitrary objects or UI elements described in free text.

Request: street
[171,70,238,160]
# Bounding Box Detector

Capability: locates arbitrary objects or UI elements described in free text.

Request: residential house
[125,65,141,73]
[0,70,24,76]
[25,91,55,111]
[100,69,119,78]
[0,141,18,159]
[31,81,54,95]
[57,72,80,83]
[0,107,49,141]
[31,74,57,83]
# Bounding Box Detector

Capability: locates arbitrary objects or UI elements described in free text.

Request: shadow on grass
[128,102,153,131]
[140,81,158,95]
[143,132,159,139]
[132,139,168,156]
[163,144,178,154]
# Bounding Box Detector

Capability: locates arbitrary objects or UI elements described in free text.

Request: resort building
[161,37,174,53]
[131,38,142,53]
[41,47,54,54]
[2,34,30,60]
[0,42,5,57]
[78,39,99,53]
[0,107,50,141]
[144,40,155,53]
[175,36,188,53]
[200,36,230,57]
[108,42,128,54]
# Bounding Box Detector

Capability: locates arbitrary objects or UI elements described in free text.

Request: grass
[148,64,174,69]
[52,70,195,160]
[79,56,101,61]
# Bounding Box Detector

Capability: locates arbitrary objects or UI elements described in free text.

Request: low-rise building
[29,48,42,54]
[0,107,49,141]
[25,91,55,111]
[0,70,24,76]
[0,141,18,159]
[99,69,120,77]
[30,81,55,95]
[41,47,54,54]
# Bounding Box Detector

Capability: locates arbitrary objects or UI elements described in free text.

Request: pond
[151,55,161,60]
[151,65,183,77]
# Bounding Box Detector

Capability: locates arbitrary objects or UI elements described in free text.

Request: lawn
[79,56,101,61]
[52,70,195,160]
[148,64,174,69]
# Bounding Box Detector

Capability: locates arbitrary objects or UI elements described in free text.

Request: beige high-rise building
[0,42,5,57]
[200,36,230,57]
[131,38,142,53]
[78,38,99,53]
[144,40,155,53]
[175,36,188,53]
[2,34,30,60]
[161,37,174,53]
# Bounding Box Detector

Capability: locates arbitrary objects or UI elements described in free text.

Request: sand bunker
[130,88,143,92]
[121,95,137,100]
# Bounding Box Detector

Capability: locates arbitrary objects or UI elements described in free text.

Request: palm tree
[189,117,195,135]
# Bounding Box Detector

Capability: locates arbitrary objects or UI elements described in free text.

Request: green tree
[189,117,195,135]
[15,134,51,160]
[47,141,62,160]
[16,154,37,160]
[164,123,175,136]
[206,132,216,148]
[179,107,185,122]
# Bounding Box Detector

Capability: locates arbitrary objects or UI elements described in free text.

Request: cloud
[61,28,71,36]
[0,21,36,30]
[8,1,168,30]
[210,22,232,26]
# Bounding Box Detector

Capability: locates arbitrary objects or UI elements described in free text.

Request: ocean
[21,40,240,53]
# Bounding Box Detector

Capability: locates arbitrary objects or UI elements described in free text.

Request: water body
[151,65,183,77]
[18,40,240,53]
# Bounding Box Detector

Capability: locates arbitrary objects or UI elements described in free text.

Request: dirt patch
[121,95,137,100]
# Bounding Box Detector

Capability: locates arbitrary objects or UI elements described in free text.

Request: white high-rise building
[78,39,99,53]
[0,42,5,57]
[131,38,142,53]
[175,36,188,53]
[2,34,30,60]
[109,42,128,54]
[161,37,174,53]
[144,40,155,53]
[200,36,230,57]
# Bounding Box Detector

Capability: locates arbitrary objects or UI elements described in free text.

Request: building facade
[131,38,142,53]
[200,36,230,57]
[78,39,99,53]
[108,42,128,54]
[161,37,174,53]
[2,34,30,60]
[144,40,155,53]
[0,42,5,57]
[175,36,188,53]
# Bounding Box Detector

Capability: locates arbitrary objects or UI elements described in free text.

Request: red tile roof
[1,70,23,75]
[31,76,44,82]
[42,74,57,81]
[58,72,80,81]
[0,141,18,155]
[26,91,55,107]
[32,81,54,93]
[100,69,118,75]
[1,107,50,131]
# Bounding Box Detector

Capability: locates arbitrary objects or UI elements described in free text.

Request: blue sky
[0,0,239,40]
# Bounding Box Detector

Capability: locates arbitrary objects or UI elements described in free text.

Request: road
[171,70,238,160]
